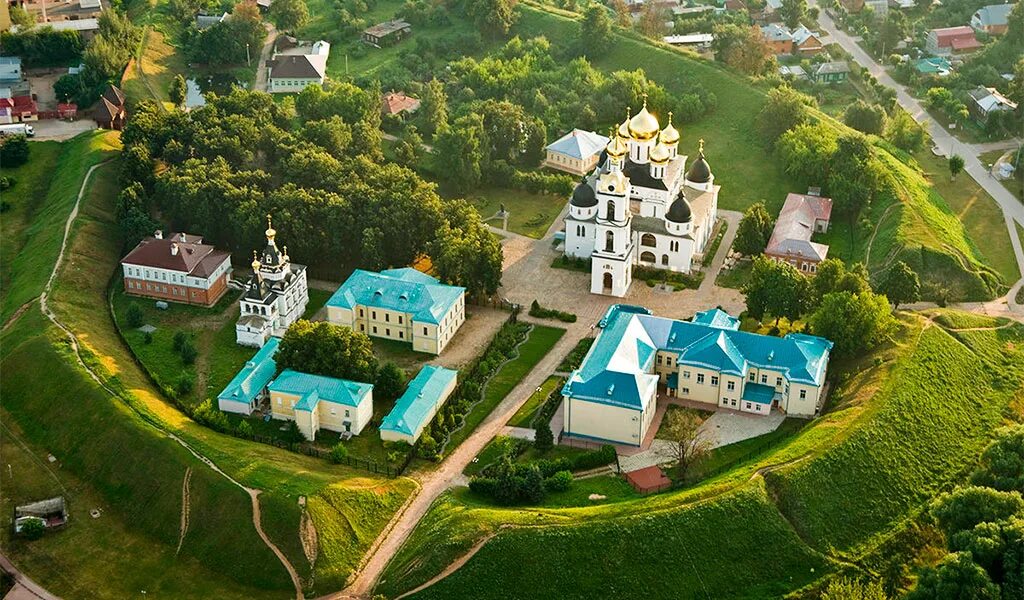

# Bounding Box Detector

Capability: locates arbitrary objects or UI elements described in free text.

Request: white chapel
[236,215,310,347]
[563,99,720,297]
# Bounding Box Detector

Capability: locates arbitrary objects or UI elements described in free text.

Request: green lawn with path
[507,375,562,427]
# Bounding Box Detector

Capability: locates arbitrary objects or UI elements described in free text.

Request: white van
[0,123,35,137]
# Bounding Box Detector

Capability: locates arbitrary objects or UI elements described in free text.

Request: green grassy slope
[0,309,292,599]
[766,322,1024,554]
[1,144,415,598]
[0,131,121,323]
[377,314,1024,598]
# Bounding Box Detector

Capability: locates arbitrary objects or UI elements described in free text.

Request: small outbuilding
[381,90,421,115]
[543,129,610,176]
[380,365,457,444]
[362,20,411,47]
[14,497,68,533]
[625,466,671,495]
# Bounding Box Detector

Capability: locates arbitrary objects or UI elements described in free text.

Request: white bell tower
[590,170,633,297]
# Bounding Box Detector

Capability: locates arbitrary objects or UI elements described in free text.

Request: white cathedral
[235,216,310,347]
[563,100,719,297]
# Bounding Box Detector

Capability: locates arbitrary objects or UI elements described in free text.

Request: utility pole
[246,43,251,66]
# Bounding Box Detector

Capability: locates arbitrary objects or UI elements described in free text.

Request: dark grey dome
[666,190,692,224]
[597,148,608,168]
[571,180,597,207]
[687,151,711,184]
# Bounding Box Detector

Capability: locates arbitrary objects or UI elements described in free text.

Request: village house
[236,215,309,348]
[326,268,466,355]
[810,61,850,83]
[563,101,720,297]
[915,56,953,77]
[195,11,228,30]
[662,33,715,50]
[543,129,610,176]
[379,365,458,444]
[269,370,373,440]
[267,40,330,93]
[967,86,1018,123]
[120,230,232,307]
[361,20,411,47]
[971,3,1013,35]
[218,337,280,415]
[561,305,833,446]
[764,192,832,273]
[0,57,22,84]
[381,90,421,115]
[94,84,126,129]
[759,24,824,55]
[0,93,37,123]
[925,26,982,55]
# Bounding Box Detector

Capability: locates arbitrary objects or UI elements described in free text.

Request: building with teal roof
[380,365,458,444]
[268,369,374,441]
[326,268,466,355]
[561,305,832,445]
[915,56,952,76]
[217,337,280,415]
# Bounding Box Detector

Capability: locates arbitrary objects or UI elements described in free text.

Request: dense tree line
[118,87,503,298]
[53,11,141,107]
[0,27,84,67]
[183,2,267,65]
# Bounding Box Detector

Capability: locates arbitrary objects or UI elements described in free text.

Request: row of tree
[118,87,503,297]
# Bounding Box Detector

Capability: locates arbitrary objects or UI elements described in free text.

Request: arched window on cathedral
[605,200,616,221]
[640,251,656,263]
[662,254,669,266]
[641,233,657,247]
[605,231,615,252]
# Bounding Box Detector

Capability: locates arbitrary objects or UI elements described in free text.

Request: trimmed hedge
[529,300,576,323]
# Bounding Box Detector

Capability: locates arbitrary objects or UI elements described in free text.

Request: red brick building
[120,231,233,307]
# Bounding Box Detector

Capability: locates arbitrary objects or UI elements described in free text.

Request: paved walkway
[253,24,278,93]
[501,426,536,441]
[813,4,1024,291]
[0,552,59,600]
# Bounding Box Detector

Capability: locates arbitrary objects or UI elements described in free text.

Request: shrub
[18,518,46,540]
[534,419,553,452]
[0,175,14,190]
[179,338,198,365]
[143,331,153,344]
[175,374,195,396]
[545,470,573,492]
[125,303,145,328]
[236,420,254,437]
[328,442,350,464]
[172,330,188,352]
[0,134,30,167]
[192,398,231,432]
[529,300,577,323]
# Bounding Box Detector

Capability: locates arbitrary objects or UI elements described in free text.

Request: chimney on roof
[171,243,179,256]
[154,230,163,239]
[180,233,187,242]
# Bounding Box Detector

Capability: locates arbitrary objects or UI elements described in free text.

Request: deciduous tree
[169,74,187,108]
[276,320,380,383]
[905,552,1000,600]
[733,201,775,256]
[810,290,896,357]
[756,86,813,144]
[779,0,806,29]
[661,409,715,481]
[268,0,309,32]
[743,256,811,324]
[878,260,919,309]
[971,426,1024,493]
[579,2,614,58]
[421,78,448,137]
[949,154,965,181]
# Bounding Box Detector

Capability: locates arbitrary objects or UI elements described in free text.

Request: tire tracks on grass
[177,467,193,555]
[33,159,306,599]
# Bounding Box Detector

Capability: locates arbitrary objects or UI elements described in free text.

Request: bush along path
[32,160,305,600]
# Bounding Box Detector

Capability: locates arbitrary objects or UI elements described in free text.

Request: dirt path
[392,531,500,600]
[28,159,307,600]
[177,467,193,555]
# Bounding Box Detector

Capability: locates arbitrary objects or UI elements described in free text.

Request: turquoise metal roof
[326,269,465,325]
[380,365,457,436]
[742,382,776,405]
[563,305,832,411]
[268,369,373,411]
[692,308,740,330]
[217,337,280,405]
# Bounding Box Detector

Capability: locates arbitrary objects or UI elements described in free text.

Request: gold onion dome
[251,251,261,272]
[660,112,680,146]
[265,214,276,240]
[628,96,660,141]
[606,132,628,158]
[649,140,671,164]
[617,107,631,139]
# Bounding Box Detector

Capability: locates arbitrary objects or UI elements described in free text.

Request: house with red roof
[926,26,982,55]
[94,84,126,129]
[120,231,233,307]
[381,90,421,115]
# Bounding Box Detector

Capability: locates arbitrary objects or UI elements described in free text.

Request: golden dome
[251,251,261,272]
[617,107,631,139]
[598,169,628,195]
[606,134,628,158]
[649,140,671,164]
[628,96,660,141]
[265,214,276,240]
[660,111,680,145]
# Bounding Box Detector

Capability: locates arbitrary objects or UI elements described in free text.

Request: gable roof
[563,305,833,410]
[269,54,327,79]
[969,86,1018,112]
[692,308,740,330]
[326,268,464,325]
[972,3,1013,27]
[268,369,373,410]
[765,193,833,262]
[382,91,421,114]
[380,365,457,436]
[546,129,610,160]
[218,337,280,405]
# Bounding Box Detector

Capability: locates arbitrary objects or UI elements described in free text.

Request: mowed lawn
[15,149,417,597]
[444,324,566,452]
[0,131,121,324]
[466,187,566,240]
[507,375,562,427]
